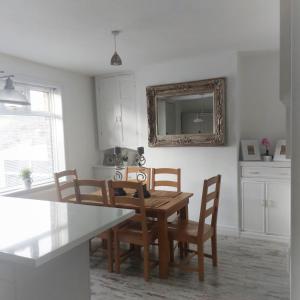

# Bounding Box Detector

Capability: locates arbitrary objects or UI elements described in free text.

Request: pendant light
[0,74,30,106]
[110,30,122,66]
[193,113,204,123]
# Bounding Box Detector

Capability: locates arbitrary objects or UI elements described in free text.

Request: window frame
[0,80,66,193]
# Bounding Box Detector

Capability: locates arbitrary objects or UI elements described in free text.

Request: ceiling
[0,0,279,75]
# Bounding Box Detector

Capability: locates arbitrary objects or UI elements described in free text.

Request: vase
[262,155,273,162]
[23,178,33,189]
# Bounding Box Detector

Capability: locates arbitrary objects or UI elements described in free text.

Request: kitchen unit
[0,197,134,300]
[95,74,137,150]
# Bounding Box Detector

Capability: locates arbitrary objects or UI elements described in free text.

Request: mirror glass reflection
[157,93,214,135]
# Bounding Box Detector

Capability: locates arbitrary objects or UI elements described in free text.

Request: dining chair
[151,168,181,192]
[168,174,221,281]
[108,180,158,281]
[125,166,151,190]
[74,178,113,272]
[54,169,78,202]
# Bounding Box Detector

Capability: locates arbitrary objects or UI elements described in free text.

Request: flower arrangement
[20,168,33,189]
[261,138,271,156]
[20,168,32,180]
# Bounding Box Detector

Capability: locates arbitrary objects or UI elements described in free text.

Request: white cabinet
[240,161,291,240]
[93,165,115,180]
[266,181,291,236]
[95,74,137,150]
[241,181,265,233]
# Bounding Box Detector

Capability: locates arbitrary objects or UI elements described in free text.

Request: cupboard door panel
[96,77,122,150]
[266,182,291,236]
[119,76,137,148]
[242,181,265,233]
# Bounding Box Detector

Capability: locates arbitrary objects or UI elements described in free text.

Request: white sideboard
[94,74,137,150]
[240,161,291,241]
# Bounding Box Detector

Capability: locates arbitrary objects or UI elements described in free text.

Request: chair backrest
[54,169,78,202]
[74,179,108,205]
[198,175,221,239]
[108,180,148,236]
[151,168,181,192]
[125,166,151,190]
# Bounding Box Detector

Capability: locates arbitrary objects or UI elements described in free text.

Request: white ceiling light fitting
[110,30,122,66]
[0,72,30,106]
[193,113,204,123]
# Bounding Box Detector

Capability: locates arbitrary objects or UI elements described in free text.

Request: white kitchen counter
[0,196,134,300]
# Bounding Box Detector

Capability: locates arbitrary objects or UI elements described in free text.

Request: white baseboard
[217,225,290,244]
[240,231,290,244]
[217,225,240,237]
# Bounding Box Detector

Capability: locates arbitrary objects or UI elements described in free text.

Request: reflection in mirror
[157,93,214,135]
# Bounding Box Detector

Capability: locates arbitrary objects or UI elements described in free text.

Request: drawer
[242,166,290,179]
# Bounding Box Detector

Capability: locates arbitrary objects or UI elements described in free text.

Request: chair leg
[107,231,113,273]
[197,243,204,281]
[169,239,174,263]
[89,239,92,254]
[184,242,189,256]
[114,232,121,274]
[211,234,218,267]
[143,245,150,281]
[102,239,108,249]
[179,242,184,259]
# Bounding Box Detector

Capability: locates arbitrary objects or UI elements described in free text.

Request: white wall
[291,0,300,298]
[135,52,239,231]
[0,53,99,200]
[238,51,286,155]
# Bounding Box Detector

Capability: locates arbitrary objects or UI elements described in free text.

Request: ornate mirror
[147,78,226,147]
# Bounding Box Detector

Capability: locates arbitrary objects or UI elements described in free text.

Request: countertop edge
[0,209,135,268]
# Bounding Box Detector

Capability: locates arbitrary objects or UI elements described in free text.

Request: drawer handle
[249,171,260,175]
[267,200,276,207]
[280,173,289,176]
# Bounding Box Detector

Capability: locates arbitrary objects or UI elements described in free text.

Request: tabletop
[0,196,134,266]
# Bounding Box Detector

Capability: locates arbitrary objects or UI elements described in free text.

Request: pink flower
[261,138,271,149]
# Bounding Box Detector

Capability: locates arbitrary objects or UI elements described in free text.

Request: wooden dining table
[75,190,193,279]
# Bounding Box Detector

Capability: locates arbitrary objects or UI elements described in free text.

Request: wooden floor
[90,235,290,300]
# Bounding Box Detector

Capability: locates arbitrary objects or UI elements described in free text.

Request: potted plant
[261,138,272,161]
[20,168,33,189]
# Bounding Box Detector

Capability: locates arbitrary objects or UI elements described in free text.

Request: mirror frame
[147,78,226,147]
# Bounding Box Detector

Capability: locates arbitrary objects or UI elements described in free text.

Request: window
[0,81,65,192]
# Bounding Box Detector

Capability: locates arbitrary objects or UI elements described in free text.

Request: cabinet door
[118,75,138,148]
[241,180,265,233]
[266,181,291,236]
[96,77,122,150]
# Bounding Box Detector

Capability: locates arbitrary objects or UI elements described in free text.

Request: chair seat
[116,220,158,245]
[168,220,213,243]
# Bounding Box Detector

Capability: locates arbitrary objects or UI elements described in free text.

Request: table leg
[179,204,189,221]
[179,205,189,256]
[157,213,170,279]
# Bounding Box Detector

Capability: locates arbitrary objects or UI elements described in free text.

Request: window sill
[0,182,56,197]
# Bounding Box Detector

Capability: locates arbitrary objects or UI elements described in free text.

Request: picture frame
[274,139,290,161]
[241,140,261,161]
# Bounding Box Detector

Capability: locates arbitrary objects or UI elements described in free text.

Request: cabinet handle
[267,200,276,208]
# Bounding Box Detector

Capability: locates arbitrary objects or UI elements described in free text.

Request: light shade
[0,77,30,106]
[110,51,122,66]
